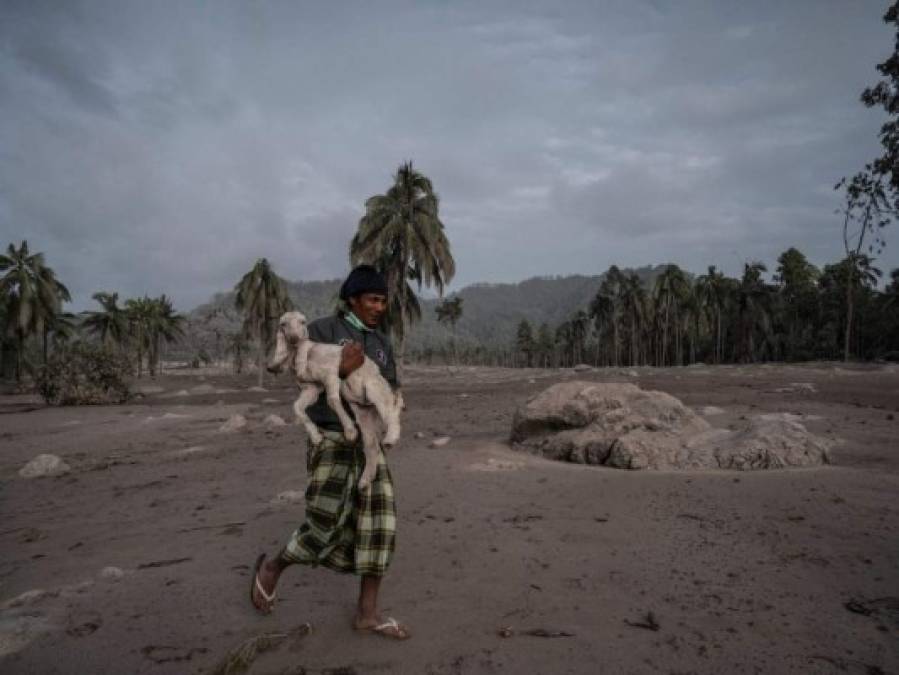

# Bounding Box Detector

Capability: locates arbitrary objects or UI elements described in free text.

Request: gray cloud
[0,0,895,312]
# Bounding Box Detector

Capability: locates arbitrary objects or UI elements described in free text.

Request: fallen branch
[624,612,660,631]
[497,627,574,638]
[137,557,193,569]
[211,623,312,675]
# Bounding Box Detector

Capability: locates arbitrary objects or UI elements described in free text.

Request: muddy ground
[1,363,897,675]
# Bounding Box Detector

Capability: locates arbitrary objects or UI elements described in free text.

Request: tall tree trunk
[15,330,23,383]
[716,309,722,364]
[844,268,854,362]
[257,324,265,387]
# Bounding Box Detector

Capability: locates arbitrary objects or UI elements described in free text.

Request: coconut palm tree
[225,331,249,374]
[435,296,463,364]
[83,291,129,348]
[234,258,293,387]
[144,295,184,376]
[735,262,774,362]
[350,161,455,371]
[590,265,625,366]
[620,273,647,366]
[0,241,71,381]
[125,296,154,378]
[653,265,690,366]
[696,266,730,364]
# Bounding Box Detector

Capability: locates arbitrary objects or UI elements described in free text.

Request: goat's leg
[323,375,358,443]
[367,381,401,448]
[293,384,325,446]
[351,404,381,491]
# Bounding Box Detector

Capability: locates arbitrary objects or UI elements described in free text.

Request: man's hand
[338,341,364,378]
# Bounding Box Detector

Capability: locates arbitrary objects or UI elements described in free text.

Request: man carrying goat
[250,265,409,640]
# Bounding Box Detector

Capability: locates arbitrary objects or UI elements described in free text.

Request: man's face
[349,292,388,328]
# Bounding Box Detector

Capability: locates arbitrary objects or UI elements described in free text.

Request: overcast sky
[1,0,895,311]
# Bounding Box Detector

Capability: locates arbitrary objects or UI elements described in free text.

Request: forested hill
[183,265,671,355]
[408,265,670,349]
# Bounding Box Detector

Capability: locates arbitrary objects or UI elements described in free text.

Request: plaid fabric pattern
[282,430,396,577]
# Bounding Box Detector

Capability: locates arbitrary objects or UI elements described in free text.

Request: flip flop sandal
[356,617,411,640]
[250,553,276,614]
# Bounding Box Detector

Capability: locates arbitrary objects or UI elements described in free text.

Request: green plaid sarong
[281,430,396,577]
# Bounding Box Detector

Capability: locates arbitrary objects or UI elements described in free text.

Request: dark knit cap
[339,264,388,301]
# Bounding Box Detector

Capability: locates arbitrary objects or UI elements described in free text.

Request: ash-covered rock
[511,381,830,470]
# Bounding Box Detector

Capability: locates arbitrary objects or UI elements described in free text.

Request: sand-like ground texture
[1,363,897,674]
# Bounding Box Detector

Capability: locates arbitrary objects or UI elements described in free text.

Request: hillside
[177,266,672,361]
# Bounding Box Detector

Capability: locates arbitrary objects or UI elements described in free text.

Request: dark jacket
[305,313,399,431]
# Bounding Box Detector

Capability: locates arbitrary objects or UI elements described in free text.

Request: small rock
[573,363,592,372]
[248,386,267,393]
[458,393,470,398]
[262,398,280,404]
[99,566,125,581]
[219,414,247,432]
[628,370,639,377]
[20,454,71,479]
[413,431,426,439]
[271,490,304,505]
[190,384,216,394]
[264,414,286,427]
[430,436,452,448]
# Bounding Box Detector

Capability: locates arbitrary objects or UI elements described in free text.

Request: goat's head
[267,311,308,373]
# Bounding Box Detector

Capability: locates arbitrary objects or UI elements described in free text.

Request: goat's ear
[271,329,287,367]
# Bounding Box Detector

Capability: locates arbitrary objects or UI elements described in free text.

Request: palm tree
[125,296,154,378]
[836,254,882,360]
[144,295,185,376]
[83,291,129,348]
[590,266,625,366]
[0,241,70,381]
[620,273,647,366]
[653,265,690,366]
[225,331,249,374]
[696,266,729,364]
[45,312,79,354]
[570,310,590,365]
[234,258,293,386]
[735,262,773,362]
[435,296,463,364]
[350,161,455,372]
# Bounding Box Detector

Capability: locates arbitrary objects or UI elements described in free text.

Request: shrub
[36,342,132,405]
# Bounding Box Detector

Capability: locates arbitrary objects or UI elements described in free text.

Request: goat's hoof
[357,478,372,491]
[309,432,323,446]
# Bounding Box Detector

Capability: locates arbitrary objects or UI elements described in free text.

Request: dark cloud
[0,0,895,312]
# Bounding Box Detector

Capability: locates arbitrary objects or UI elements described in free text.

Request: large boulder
[511,382,830,471]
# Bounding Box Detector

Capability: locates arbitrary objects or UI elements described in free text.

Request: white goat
[267,311,401,490]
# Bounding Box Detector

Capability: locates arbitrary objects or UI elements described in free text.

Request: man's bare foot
[250,554,281,614]
[354,615,411,640]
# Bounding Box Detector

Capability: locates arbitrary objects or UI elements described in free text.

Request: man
[250,264,409,640]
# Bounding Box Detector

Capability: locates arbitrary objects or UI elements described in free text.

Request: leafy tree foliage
[0,241,71,381]
[350,162,455,370]
[36,342,131,405]
[234,258,293,387]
